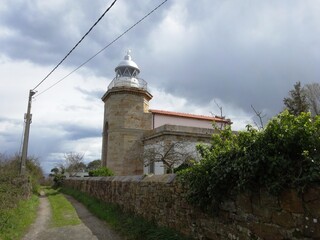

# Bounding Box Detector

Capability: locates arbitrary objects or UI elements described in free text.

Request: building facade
[101,52,231,175]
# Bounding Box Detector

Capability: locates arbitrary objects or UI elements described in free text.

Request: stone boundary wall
[64,174,320,240]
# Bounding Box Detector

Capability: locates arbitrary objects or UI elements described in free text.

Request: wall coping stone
[143,124,216,142]
[70,175,145,182]
[142,174,176,183]
[110,175,145,182]
[71,174,177,183]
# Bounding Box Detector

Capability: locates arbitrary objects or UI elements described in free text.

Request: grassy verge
[61,187,192,240]
[0,195,39,240]
[43,187,81,227]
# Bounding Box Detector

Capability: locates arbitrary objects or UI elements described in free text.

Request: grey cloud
[26,122,101,172]
[0,0,171,75]
[0,118,23,153]
[61,123,101,141]
[74,87,105,101]
[32,121,101,141]
[0,117,21,124]
[0,121,98,158]
[1,0,320,121]
[137,0,320,118]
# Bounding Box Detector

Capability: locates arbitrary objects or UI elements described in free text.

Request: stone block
[303,186,320,202]
[280,189,304,213]
[272,211,296,228]
[236,192,253,214]
[259,190,280,209]
[252,203,272,222]
[230,213,258,223]
[249,222,283,240]
[305,199,320,216]
[220,200,236,213]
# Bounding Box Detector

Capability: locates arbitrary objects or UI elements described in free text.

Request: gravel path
[22,191,123,240]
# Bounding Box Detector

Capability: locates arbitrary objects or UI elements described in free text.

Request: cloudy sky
[1,0,319,173]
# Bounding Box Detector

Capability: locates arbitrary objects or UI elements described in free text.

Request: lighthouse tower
[101,51,153,175]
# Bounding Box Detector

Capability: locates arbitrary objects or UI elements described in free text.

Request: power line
[32,0,118,91]
[34,0,168,98]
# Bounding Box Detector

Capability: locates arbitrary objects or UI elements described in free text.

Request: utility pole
[20,90,36,175]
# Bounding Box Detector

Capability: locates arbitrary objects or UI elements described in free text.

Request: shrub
[0,154,43,230]
[26,157,44,194]
[89,166,114,176]
[52,174,66,188]
[179,111,320,211]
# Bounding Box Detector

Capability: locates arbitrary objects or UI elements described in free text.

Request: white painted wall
[143,162,164,175]
[153,114,222,129]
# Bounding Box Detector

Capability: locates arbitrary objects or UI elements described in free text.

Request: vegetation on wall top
[179,111,320,211]
[88,166,114,176]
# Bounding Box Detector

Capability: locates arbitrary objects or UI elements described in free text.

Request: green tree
[87,159,101,171]
[50,167,59,175]
[283,81,309,115]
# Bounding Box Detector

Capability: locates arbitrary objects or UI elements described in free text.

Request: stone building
[101,51,231,175]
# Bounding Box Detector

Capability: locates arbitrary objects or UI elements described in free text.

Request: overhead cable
[32,0,118,91]
[34,0,168,98]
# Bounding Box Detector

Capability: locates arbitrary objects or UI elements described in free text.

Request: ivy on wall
[179,110,320,211]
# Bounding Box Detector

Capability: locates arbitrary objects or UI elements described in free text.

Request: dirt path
[22,191,123,240]
[22,191,51,240]
[64,195,123,240]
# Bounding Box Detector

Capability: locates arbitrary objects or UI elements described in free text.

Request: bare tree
[63,152,85,177]
[210,99,227,130]
[213,99,224,118]
[251,105,266,130]
[144,142,196,174]
[304,83,320,116]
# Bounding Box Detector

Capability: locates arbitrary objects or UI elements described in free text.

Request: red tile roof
[149,109,232,124]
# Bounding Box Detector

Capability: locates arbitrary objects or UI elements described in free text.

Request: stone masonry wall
[64,175,320,240]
